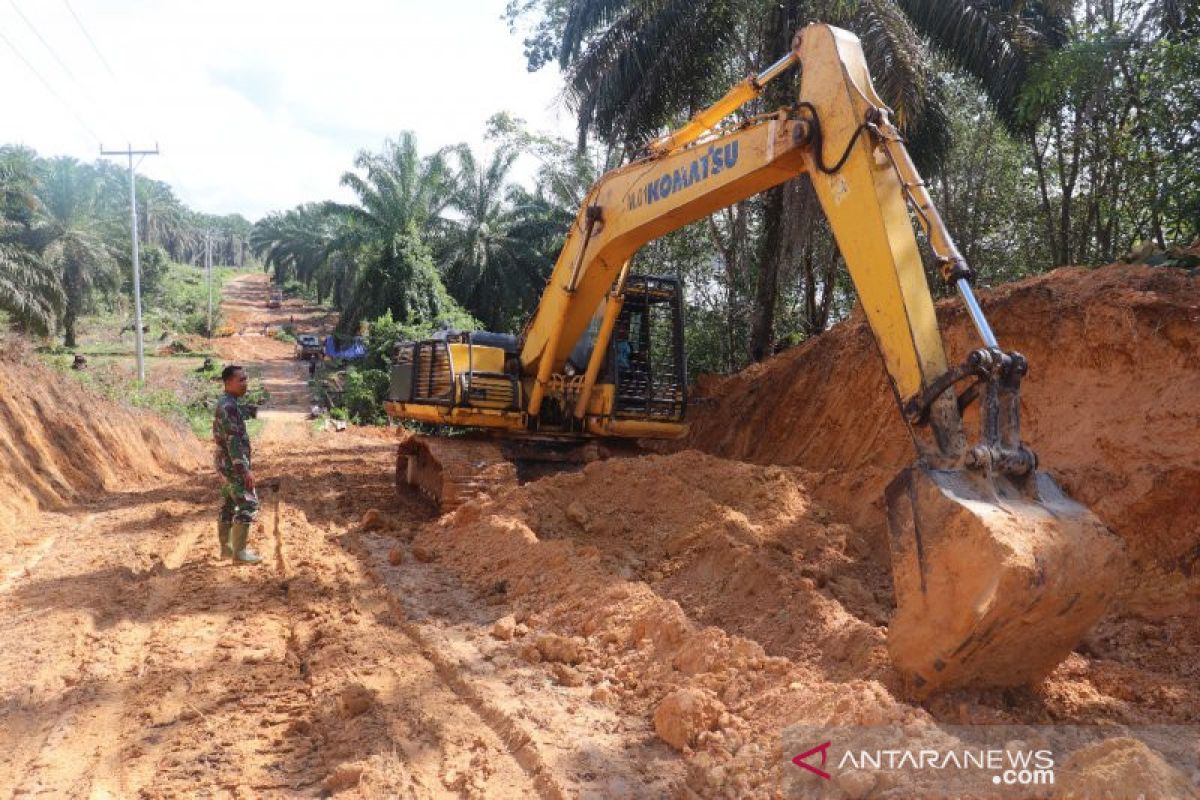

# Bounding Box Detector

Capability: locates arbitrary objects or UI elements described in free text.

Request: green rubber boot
[217,521,233,559]
[229,522,262,565]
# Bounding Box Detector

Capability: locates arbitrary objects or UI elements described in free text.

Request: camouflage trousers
[218,473,260,523]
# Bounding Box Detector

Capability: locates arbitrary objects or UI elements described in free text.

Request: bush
[128,244,169,298]
[338,367,389,424]
[362,308,479,369]
[151,261,232,337]
[282,278,317,303]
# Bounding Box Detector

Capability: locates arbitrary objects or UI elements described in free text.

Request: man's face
[224,370,249,397]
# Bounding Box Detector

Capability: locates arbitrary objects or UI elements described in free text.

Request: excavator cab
[613,275,686,421]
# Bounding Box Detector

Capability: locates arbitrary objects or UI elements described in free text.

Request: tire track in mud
[0,453,548,797]
[349,525,687,798]
[343,530,569,800]
[3,274,580,797]
[113,508,325,797]
[0,494,206,797]
[261,457,547,798]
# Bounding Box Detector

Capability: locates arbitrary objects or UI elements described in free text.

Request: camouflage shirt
[213,393,251,478]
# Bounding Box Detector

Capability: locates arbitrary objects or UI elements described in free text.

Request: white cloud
[0,0,573,219]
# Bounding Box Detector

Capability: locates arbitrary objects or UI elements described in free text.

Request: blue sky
[0,0,573,219]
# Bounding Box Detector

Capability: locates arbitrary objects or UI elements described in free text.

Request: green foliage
[933,70,1048,284]
[510,0,1068,153]
[243,379,271,408]
[505,0,1076,360]
[363,308,469,370]
[252,134,487,339]
[1,147,64,334]
[1133,35,1200,244]
[1016,2,1199,265]
[337,367,390,425]
[37,157,124,347]
[251,203,339,293]
[132,244,169,297]
[149,260,231,337]
[2,145,249,345]
[355,228,458,331]
[248,0,1199,390]
[0,242,62,335]
[42,353,251,440]
[282,278,318,304]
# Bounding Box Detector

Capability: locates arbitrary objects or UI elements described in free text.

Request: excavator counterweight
[384,22,1125,696]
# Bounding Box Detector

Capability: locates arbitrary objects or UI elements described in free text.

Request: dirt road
[8,268,1193,797]
[1,274,663,798]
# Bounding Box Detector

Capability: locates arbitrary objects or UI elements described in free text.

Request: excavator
[384,23,1124,697]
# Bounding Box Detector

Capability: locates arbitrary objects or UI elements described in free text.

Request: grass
[38,260,250,359]
[42,350,270,441]
[148,261,241,337]
[20,259,275,438]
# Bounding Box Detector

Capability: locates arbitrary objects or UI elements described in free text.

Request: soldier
[213,365,262,564]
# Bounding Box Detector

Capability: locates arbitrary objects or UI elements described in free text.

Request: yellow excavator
[384,23,1124,696]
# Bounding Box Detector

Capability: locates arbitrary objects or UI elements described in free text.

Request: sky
[0,0,575,220]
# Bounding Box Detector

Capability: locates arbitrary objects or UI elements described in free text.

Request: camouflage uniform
[213,393,259,523]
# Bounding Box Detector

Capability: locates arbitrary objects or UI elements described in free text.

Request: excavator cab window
[612,275,686,421]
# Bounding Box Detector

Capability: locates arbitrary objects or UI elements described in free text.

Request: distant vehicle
[295,334,322,360]
[267,289,283,308]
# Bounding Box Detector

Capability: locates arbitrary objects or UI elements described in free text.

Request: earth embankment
[0,354,204,537]
[684,264,1200,613]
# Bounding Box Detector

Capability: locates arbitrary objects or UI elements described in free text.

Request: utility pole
[205,230,213,338]
[100,143,158,382]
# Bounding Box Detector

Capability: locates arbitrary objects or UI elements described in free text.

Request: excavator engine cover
[885,465,1124,697]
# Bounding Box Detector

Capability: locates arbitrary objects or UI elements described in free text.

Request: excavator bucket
[885,466,1125,697]
[398,435,518,512]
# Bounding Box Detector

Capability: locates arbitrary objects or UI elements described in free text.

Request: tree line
[6,0,1196,379]
[0,146,252,346]
[255,0,1198,377]
[249,119,593,338]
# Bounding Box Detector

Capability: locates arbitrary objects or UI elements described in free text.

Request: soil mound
[411,443,1199,795]
[423,450,889,673]
[413,450,914,794]
[684,264,1200,613]
[0,357,204,532]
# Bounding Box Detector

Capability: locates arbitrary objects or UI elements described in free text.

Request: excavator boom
[387,23,1124,695]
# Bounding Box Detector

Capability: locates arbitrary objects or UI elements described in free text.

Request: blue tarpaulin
[324,335,367,360]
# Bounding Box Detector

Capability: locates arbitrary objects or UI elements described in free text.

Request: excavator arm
[513,23,1123,696]
[520,26,974,468]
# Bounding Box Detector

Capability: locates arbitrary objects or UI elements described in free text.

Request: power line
[10,1,84,87]
[8,0,127,140]
[62,0,116,80]
[0,27,100,142]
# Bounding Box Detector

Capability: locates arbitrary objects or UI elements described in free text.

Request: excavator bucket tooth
[885,466,1125,697]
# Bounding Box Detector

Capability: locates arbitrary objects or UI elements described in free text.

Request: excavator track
[397,435,518,512]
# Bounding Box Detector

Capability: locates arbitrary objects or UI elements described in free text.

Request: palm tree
[0,242,62,335]
[555,0,1068,150]
[251,203,341,294]
[329,133,472,331]
[136,178,191,256]
[439,145,541,331]
[36,158,121,347]
[0,146,63,334]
